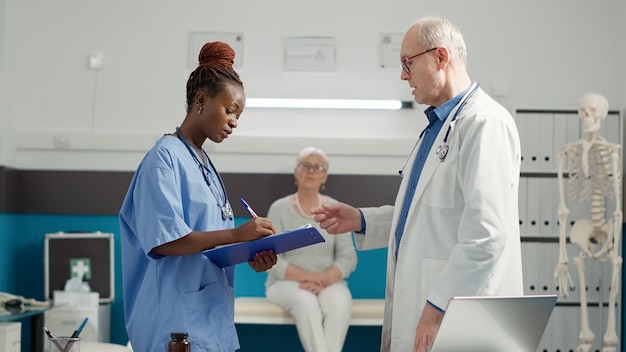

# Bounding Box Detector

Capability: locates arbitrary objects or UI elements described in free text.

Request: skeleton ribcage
[567,143,618,202]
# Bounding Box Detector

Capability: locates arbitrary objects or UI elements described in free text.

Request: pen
[44,327,65,352]
[63,317,88,351]
[240,198,258,218]
[71,317,88,338]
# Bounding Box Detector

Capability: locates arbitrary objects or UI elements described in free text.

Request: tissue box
[53,290,99,308]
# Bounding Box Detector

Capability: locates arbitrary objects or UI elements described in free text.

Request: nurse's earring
[197,103,203,115]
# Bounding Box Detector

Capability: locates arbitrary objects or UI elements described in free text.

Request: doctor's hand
[312,203,361,235]
[414,303,444,352]
[248,250,277,272]
[235,217,276,242]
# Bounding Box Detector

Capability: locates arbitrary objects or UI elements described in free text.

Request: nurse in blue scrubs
[119,41,277,352]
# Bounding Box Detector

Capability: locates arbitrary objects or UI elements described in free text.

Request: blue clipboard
[203,224,325,268]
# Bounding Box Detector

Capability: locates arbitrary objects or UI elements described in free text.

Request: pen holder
[48,336,80,352]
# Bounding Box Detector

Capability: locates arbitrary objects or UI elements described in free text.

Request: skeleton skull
[578,92,609,134]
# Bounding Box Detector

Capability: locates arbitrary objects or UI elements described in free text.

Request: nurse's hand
[248,250,277,272]
[414,303,443,352]
[236,217,276,242]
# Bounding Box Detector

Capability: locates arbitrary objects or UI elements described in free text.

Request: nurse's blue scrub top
[119,135,238,352]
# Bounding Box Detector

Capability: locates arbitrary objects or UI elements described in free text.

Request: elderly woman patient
[265,146,357,352]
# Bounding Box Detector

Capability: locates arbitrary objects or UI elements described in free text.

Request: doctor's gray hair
[297,146,329,170]
[415,17,467,66]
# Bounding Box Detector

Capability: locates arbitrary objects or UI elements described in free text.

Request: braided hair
[185,42,244,112]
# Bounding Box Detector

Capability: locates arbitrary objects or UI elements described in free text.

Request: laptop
[430,295,557,352]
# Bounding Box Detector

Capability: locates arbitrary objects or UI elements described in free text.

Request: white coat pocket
[423,163,456,208]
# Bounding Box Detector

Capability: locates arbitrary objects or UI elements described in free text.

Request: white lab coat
[356,87,524,352]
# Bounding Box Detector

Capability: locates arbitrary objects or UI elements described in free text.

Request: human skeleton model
[555,93,622,352]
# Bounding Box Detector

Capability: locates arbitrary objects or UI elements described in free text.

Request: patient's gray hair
[297,146,329,170]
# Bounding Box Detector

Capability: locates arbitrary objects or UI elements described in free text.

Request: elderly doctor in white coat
[312,16,523,352]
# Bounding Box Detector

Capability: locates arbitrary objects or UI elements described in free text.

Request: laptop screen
[430,295,557,352]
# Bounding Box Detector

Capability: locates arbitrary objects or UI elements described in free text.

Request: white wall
[2,0,625,175]
[0,0,9,165]
[613,1,626,107]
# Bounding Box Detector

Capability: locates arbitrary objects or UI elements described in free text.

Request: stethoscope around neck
[175,127,234,220]
[398,82,480,176]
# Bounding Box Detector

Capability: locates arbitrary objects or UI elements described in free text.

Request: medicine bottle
[168,332,190,352]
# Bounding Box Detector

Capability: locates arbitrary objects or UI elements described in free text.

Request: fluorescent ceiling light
[246,98,412,110]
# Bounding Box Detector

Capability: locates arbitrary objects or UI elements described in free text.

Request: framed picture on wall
[380,33,402,69]
[188,31,244,69]
[283,36,336,72]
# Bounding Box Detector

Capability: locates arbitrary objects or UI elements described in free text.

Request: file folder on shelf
[203,224,325,267]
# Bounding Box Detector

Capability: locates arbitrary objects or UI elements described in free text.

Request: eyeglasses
[400,47,437,74]
[298,162,327,173]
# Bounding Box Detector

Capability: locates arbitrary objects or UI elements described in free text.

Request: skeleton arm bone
[555,150,574,297]
[602,146,622,350]
[610,146,622,258]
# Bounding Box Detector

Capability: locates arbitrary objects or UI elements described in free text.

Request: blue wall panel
[0,213,17,293]
[231,217,386,351]
[233,217,387,299]
[11,213,126,350]
[2,214,388,351]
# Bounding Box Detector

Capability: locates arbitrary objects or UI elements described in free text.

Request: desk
[1,307,51,352]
